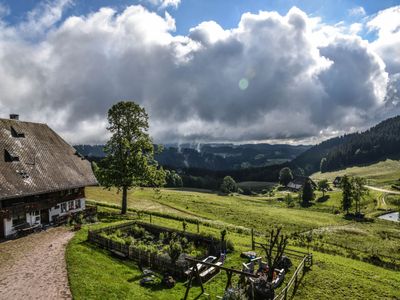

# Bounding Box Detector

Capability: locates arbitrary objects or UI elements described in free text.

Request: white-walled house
[0,115,97,238]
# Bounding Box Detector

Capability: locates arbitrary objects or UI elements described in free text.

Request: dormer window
[11,126,25,138]
[16,170,29,179]
[4,149,19,162]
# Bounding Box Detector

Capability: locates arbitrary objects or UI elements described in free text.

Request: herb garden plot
[87,221,229,279]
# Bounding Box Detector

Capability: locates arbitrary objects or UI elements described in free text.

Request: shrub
[124,236,135,246]
[159,232,166,241]
[130,225,146,238]
[226,240,235,252]
[168,240,183,265]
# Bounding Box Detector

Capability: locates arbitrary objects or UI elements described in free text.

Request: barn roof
[0,118,97,200]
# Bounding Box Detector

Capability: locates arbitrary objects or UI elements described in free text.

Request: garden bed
[88,221,226,279]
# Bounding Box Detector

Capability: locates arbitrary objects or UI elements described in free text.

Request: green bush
[226,240,235,252]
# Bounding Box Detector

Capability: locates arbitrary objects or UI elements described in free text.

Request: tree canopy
[279,167,293,186]
[302,178,314,206]
[220,176,238,194]
[340,175,353,214]
[317,179,329,197]
[97,101,165,214]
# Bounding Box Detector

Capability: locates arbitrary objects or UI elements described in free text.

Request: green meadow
[65,184,400,299]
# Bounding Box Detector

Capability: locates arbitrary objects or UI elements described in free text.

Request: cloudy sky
[0,0,399,145]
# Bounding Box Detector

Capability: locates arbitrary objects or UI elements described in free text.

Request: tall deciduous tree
[317,179,329,197]
[341,175,353,214]
[220,176,238,194]
[351,177,368,215]
[97,101,165,214]
[302,178,315,206]
[279,167,293,186]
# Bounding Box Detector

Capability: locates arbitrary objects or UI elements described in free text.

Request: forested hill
[291,115,400,174]
[74,143,310,171]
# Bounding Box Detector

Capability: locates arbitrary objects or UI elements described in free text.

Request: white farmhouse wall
[3,198,86,237]
[49,198,86,222]
[4,218,15,237]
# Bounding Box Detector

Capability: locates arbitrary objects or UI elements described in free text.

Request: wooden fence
[252,236,313,300]
[88,221,216,279]
[273,254,312,300]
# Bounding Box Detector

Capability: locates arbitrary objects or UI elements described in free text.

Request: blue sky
[1,0,399,35]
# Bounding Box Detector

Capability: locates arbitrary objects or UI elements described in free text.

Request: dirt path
[365,185,400,195]
[0,227,74,300]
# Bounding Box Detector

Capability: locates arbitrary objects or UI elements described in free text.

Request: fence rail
[251,234,312,300]
[87,221,216,279]
[273,254,312,300]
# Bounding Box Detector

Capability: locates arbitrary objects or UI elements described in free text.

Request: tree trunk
[121,186,128,214]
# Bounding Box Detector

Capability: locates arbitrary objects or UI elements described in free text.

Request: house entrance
[40,209,50,225]
[0,218,4,238]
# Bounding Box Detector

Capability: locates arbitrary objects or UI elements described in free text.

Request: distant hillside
[74,143,310,171]
[292,115,400,174]
[311,159,400,187]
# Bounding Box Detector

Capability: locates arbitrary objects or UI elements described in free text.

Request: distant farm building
[0,115,97,238]
[287,176,316,191]
[333,176,342,187]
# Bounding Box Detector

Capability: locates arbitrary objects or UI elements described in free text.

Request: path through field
[0,227,73,300]
[365,185,400,195]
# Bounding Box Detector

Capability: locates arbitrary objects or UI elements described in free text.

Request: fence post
[293,271,298,296]
[197,221,200,233]
[251,228,255,250]
[150,213,152,223]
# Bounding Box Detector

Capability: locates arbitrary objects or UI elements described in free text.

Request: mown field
[67,206,400,300]
[312,159,400,188]
[64,185,400,299]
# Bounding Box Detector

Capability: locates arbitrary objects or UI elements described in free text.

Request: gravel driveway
[0,227,74,300]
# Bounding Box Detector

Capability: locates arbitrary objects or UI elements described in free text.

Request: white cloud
[368,6,400,74]
[349,22,363,35]
[348,6,366,17]
[144,0,181,9]
[0,3,398,145]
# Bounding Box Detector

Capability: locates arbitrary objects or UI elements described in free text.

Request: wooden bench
[185,256,217,277]
[110,249,128,258]
[199,261,223,282]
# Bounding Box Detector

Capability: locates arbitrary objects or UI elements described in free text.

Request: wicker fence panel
[88,221,196,278]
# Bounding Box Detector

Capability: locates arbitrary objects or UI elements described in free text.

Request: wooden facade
[0,115,97,238]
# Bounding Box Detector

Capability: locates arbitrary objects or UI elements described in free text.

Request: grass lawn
[67,206,400,299]
[66,211,302,300]
[87,187,347,234]
[311,159,400,188]
[86,186,400,258]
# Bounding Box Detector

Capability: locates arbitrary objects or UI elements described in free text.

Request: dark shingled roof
[0,118,97,200]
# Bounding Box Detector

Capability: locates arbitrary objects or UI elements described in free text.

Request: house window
[61,202,67,213]
[17,170,29,179]
[68,201,74,210]
[31,211,40,224]
[75,199,81,209]
[12,213,26,226]
[10,126,25,138]
[4,149,19,162]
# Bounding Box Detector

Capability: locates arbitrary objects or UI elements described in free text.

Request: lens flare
[239,78,249,90]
